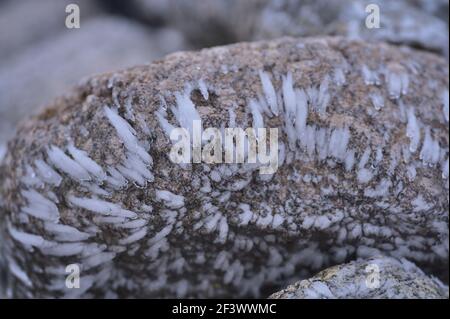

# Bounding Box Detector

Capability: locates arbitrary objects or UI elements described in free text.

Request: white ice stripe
[81,243,107,258]
[85,183,111,197]
[67,144,106,181]
[317,76,330,115]
[218,217,229,243]
[44,222,91,241]
[370,92,384,111]
[116,219,148,229]
[117,165,146,186]
[156,109,176,137]
[68,195,137,219]
[8,258,33,287]
[248,99,264,129]
[259,71,278,116]
[345,149,356,172]
[228,106,236,128]
[442,89,449,122]
[442,157,449,179]
[304,125,316,157]
[198,79,209,100]
[420,127,441,165]
[21,189,60,222]
[21,165,43,188]
[282,73,296,116]
[47,145,91,181]
[40,242,84,256]
[358,147,371,169]
[124,95,135,121]
[334,68,346,86]
[328,127,350,161]
[104,106,151,164]
[257,94,272,116]
[316,127,329,161]
[406,108,421,153]
[119,227,147,245]
[172,90,201,136]
[361,65,380,85]
[82,252,116,270]
[34,159,62,186]
[155,190,185,209]
[0,143,5,162]
[295,89,308,141]
[364,178,392,198]
[148,225,173,245]
[8,223,53,248]
[357,168,374,184]
[106,167,127,188]
[123,152,154,181]
[93,216,127,224]
[306,78,331,115]
[387,71,409,99]
[282,73,297,148]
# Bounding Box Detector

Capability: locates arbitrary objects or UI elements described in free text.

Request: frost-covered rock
[0,16,186,150]
[269,256,449,299]
[129,0,449,57]
[0,37,448,298]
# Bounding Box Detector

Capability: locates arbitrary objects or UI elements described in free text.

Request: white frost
[68,195,137,219]
[259,71,279,116]
[47,145,91,181]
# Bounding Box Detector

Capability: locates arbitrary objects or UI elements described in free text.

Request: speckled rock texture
[269,256,449,299]
[0,37,448,298]
[0,16,187,151]
[128,0,449,57]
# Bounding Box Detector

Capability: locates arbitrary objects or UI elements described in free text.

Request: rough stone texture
[0,16,187,150]
[269,256,449,299]
[129,0,449,57]
[0,37,448,298]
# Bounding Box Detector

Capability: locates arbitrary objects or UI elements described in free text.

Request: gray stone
[0,16,187,150]
[0,37,448,298]
[0,0,101,61]
[130,0,449,57]
[269,256,449,299]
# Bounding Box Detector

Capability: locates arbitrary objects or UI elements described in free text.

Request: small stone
[269,256,449,299]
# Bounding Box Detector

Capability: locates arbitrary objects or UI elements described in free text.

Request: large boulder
[0,37,448,298]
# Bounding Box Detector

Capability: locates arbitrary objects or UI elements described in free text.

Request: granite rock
[269,256,449,299]
[0,37,448,298]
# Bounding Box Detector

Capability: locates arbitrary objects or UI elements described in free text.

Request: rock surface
[0,16,186,150]
[128,0,449,57]
[0,37,448,298]
[269,256,449,299]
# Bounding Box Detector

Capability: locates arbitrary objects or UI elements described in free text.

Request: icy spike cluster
[0,37,448,298]
[269,256,449,299]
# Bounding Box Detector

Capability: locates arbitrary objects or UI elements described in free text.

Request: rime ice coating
[0,37,448,298]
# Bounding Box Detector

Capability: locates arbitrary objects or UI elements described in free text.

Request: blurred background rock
[0,0,448,159]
